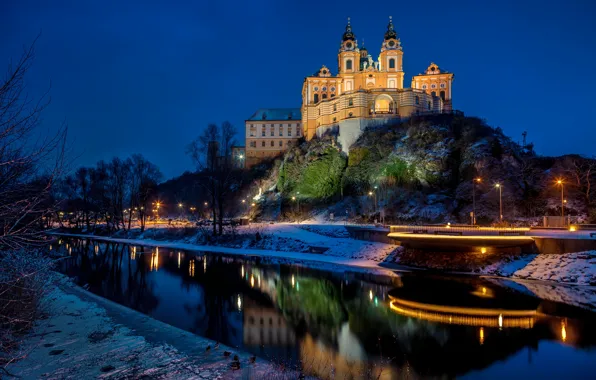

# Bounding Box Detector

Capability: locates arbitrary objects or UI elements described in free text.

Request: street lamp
[556,179,565,220]
[153,201,161,220]
[495,183,503,221]
[472,177,482,225]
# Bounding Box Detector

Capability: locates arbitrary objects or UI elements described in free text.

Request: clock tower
[378,16,404,89]
[338,18,359,77]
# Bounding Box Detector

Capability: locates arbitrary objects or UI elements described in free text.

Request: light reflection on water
[54,238,596,379]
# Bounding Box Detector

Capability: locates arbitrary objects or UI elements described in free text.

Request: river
[54,237,596,379]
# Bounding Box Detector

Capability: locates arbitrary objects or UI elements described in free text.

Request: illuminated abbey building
[246,17,455,163]
[301,17,454,149]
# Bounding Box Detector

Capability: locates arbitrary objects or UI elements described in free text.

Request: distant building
[245,108,302,168]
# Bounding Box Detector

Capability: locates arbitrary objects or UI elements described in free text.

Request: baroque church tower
[300,17,454,144]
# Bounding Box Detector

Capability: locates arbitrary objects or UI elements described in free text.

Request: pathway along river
[54,237,596,379]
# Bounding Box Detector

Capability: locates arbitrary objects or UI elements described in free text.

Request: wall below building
[316,116,395,153]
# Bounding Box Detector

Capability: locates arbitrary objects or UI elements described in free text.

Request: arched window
[348,97,353,107]
[431,91,436,97]
[333,104,337,112]
[440,91,446,100]
[346,59,353,70]
[389,58,395,69]
[322,94,327,99]
[415,96,419,105]
[314,93,319,103]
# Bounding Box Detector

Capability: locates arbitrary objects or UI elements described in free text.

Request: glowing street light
[495,183,503,221]
[178,203,183,208]
[556,179,565,221]
[472,177,482,225]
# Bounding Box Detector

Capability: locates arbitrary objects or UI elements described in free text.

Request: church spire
[384,16,397,40]
[342,17,356,41]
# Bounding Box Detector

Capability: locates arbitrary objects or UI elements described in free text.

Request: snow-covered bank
[513,251,596,285]
[53,223,401,270]
[479,251,596,286]
[8,275,292,379]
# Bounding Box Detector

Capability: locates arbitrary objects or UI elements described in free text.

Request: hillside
[252,114,595,224]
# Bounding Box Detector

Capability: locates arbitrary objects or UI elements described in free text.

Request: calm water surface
[55,238,596,379]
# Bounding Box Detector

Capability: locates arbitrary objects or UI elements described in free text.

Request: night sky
[2,0,595,180]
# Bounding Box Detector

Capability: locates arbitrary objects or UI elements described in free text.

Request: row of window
[249,140,293,148]
[249,128,301,137]
[250,123,300,128]
[344,58,396,71]
[421,83,447,90]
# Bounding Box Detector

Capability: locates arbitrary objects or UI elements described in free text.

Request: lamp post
[473,177,482,225]
[556,179,565,220]
[373,185,379,210]
[495,184,502,221]
[241,199,246,215]
[153,201,161,220]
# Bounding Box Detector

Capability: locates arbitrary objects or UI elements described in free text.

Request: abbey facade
[301,17,454,149]
[245,17,455,166]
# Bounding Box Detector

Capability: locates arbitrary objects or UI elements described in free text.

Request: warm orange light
[495,183,501,188]
[569,226,577,232]
[475,177,482,183]
[557,179,563,185]
[561,322,567,342]
[480,247,487,254]
[479,327,485,345]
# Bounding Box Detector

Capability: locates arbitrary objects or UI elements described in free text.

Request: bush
[1,250,54,366]
[295,148,346,200]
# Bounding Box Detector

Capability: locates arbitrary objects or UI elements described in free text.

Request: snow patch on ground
[512,251,596,285]
[480,254,538,276]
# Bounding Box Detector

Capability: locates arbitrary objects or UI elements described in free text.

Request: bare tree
[128,154,162,232]
[187,123,220,235]
[0,37,67,249]
[0,38,66,374]
[564,155,596,209]
[187,121,239,235]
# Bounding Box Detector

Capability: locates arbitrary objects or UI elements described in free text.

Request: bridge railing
[389,224,530,236]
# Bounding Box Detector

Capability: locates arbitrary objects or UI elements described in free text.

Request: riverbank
[8,274,294,379]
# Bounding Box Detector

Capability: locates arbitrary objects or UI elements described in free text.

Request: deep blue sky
[2,0,595,179]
